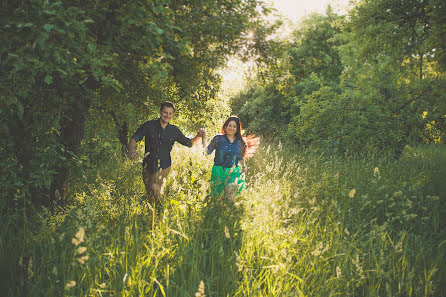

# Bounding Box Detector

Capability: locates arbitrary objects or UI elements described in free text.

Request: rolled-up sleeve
[131,124,147,142]
[175,127,193,147]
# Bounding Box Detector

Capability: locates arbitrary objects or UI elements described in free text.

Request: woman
[202,116,259,201]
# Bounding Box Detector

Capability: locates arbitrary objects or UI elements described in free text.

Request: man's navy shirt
[131,119,192,172]
[207,135,245,168]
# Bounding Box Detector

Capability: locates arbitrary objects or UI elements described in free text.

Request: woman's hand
[197,128,206,137]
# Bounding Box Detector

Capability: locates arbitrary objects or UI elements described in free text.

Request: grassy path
[2,144,445,296]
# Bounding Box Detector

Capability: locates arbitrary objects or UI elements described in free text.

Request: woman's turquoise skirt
[210,165,245,199]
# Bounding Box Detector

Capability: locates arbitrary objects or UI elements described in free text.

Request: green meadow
[2,143,445,296]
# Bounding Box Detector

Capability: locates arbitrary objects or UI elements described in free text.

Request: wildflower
[312,243,323,257]
[72,227,85,246]
[353,255,364,279]
[195,280,206,297]
[336,266,342,278]
[77,255,89,265]
[322,244,330,254]
[27,258,33,279]
[311,249,321,257]
[195,281,206,297]
[224,226,230,239]
[374,167,380,176]
[65,280,76,290]
[394,241,403,253]
[235,251,243,272]
[77,246,87,255]
[344,228,350,236]
[348,189,356,198]
[393,191,403,198]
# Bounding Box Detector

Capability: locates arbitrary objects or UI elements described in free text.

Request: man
[128,101,205,205]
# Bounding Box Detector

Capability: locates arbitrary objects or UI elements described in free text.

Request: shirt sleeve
[175,127,193,147]
[130,123,147,142]
[206,136,218,155]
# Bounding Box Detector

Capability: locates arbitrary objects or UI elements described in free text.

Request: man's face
[160,106,174,124]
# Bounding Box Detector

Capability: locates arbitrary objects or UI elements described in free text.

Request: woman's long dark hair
[221,115,259,159]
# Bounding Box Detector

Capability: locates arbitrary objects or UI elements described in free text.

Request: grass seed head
[65,280,76,290]
[349,189,356,198]
[195,280,206,297]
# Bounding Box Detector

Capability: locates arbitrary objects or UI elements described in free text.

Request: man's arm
[191,128,206,146]
[176,127,205,147]
[127,138,139,160]
[128,122,147,160]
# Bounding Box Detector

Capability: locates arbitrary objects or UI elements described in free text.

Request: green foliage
[1,0,278,208]
[232,84,291,138]
[289,8,344,84]
[233,1,446,155]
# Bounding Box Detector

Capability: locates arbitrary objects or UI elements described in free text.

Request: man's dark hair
[160,101,175,112]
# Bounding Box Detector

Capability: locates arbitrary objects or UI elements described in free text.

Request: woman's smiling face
[225,120,238,137]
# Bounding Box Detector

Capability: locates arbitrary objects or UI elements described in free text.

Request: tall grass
[1,143,445,296]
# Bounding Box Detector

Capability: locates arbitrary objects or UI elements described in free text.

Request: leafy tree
[232,83,290,138]
[0,0,276,209]
[339,0,446,155]
[232,9,346,141]
[289,8,345,85]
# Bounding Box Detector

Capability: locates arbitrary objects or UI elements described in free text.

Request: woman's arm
[239,158,247,173]
[206,135,218,155]
[201,134,207,150]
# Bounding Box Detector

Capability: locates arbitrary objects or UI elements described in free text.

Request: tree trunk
[118,121,129,155]
[49,90,93,204]
[109,111,129,155]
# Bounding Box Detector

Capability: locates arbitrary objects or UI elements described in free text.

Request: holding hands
[197,128,207,149]
[197,128,206,138]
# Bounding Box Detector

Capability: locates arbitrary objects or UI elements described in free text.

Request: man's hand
[127,139,138,160]
[197,128,206,138]
[128,150,139,160]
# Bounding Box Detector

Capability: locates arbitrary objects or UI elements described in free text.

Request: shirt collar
[157,118,169,130]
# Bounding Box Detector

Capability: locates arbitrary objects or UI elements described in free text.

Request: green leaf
[17,102,24,119]
[88,43,95,53]
[43,24,54,32]
[44,74,53,84]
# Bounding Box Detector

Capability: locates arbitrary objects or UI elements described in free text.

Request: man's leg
[142,167,171,204]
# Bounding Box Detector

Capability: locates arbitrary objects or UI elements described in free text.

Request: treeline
[232,0,446,155]
[0,0,279,210]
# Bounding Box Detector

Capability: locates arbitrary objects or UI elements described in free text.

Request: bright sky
[267,0,351,23]
[220,0,352,96]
